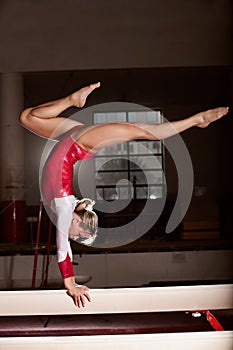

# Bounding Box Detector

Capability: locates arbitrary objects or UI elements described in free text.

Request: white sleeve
[52,196,75,263]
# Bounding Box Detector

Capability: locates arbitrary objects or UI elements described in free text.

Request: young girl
[19,82,229,307]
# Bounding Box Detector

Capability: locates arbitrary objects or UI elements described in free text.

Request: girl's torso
[41,125,96,205]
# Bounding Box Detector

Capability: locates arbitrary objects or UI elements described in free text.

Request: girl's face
[68,213,91,241]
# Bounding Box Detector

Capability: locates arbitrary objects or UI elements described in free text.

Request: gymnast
[19,82,229,307]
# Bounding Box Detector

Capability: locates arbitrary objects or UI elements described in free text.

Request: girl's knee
[19,107,33,126]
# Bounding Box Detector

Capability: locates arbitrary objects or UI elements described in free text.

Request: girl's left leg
[74,107,229,152]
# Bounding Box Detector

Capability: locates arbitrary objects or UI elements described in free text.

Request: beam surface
[0,332,233,350]
[0,284,232,316]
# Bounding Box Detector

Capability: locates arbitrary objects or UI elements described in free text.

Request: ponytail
[74,198,98,246]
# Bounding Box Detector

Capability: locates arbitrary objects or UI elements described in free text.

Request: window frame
[93,109,165,201]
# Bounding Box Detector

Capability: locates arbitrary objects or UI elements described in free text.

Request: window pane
[133,186,164,199]
[96,186,129,200]
[117,186,130,200]
[96,187,116,200]
[130,170,163,185]
[97,142,128,156]
[128,111,162,123]
[96,157,128,171]
[94,113,106,124]
[148,186,163,199]
[128,141,162,154]
[94,112,126,124]
[96,171,128,186]
[134,186,148,199]
[146,141,162,153]
[130,156,162,170]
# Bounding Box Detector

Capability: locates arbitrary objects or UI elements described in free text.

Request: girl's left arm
[53,197,91,307]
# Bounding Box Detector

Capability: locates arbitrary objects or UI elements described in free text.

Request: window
[94,110,164,201]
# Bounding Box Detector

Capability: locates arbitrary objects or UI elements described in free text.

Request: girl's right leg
[19,82,100,139]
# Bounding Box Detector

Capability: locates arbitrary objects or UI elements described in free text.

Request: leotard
[41,125,96,279]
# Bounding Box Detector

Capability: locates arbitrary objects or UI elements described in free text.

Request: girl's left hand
[64,277,91,307]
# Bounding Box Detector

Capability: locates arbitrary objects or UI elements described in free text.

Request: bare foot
[71,82,101,107]
[196,107,229,128]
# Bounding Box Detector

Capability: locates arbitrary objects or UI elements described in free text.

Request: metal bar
[43,219,53,288]
[31,201,43,289]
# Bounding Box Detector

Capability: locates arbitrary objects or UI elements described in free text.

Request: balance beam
[0,284,232,316]
[0,332,233,350]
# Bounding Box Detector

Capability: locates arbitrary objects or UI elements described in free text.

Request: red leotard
[41,125,96,279]
[42,126,95,206]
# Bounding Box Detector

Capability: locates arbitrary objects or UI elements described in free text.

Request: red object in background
[0,200,27,243]
[205,310,224,331]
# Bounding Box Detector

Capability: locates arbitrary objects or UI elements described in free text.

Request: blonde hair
[74,198,98,245]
